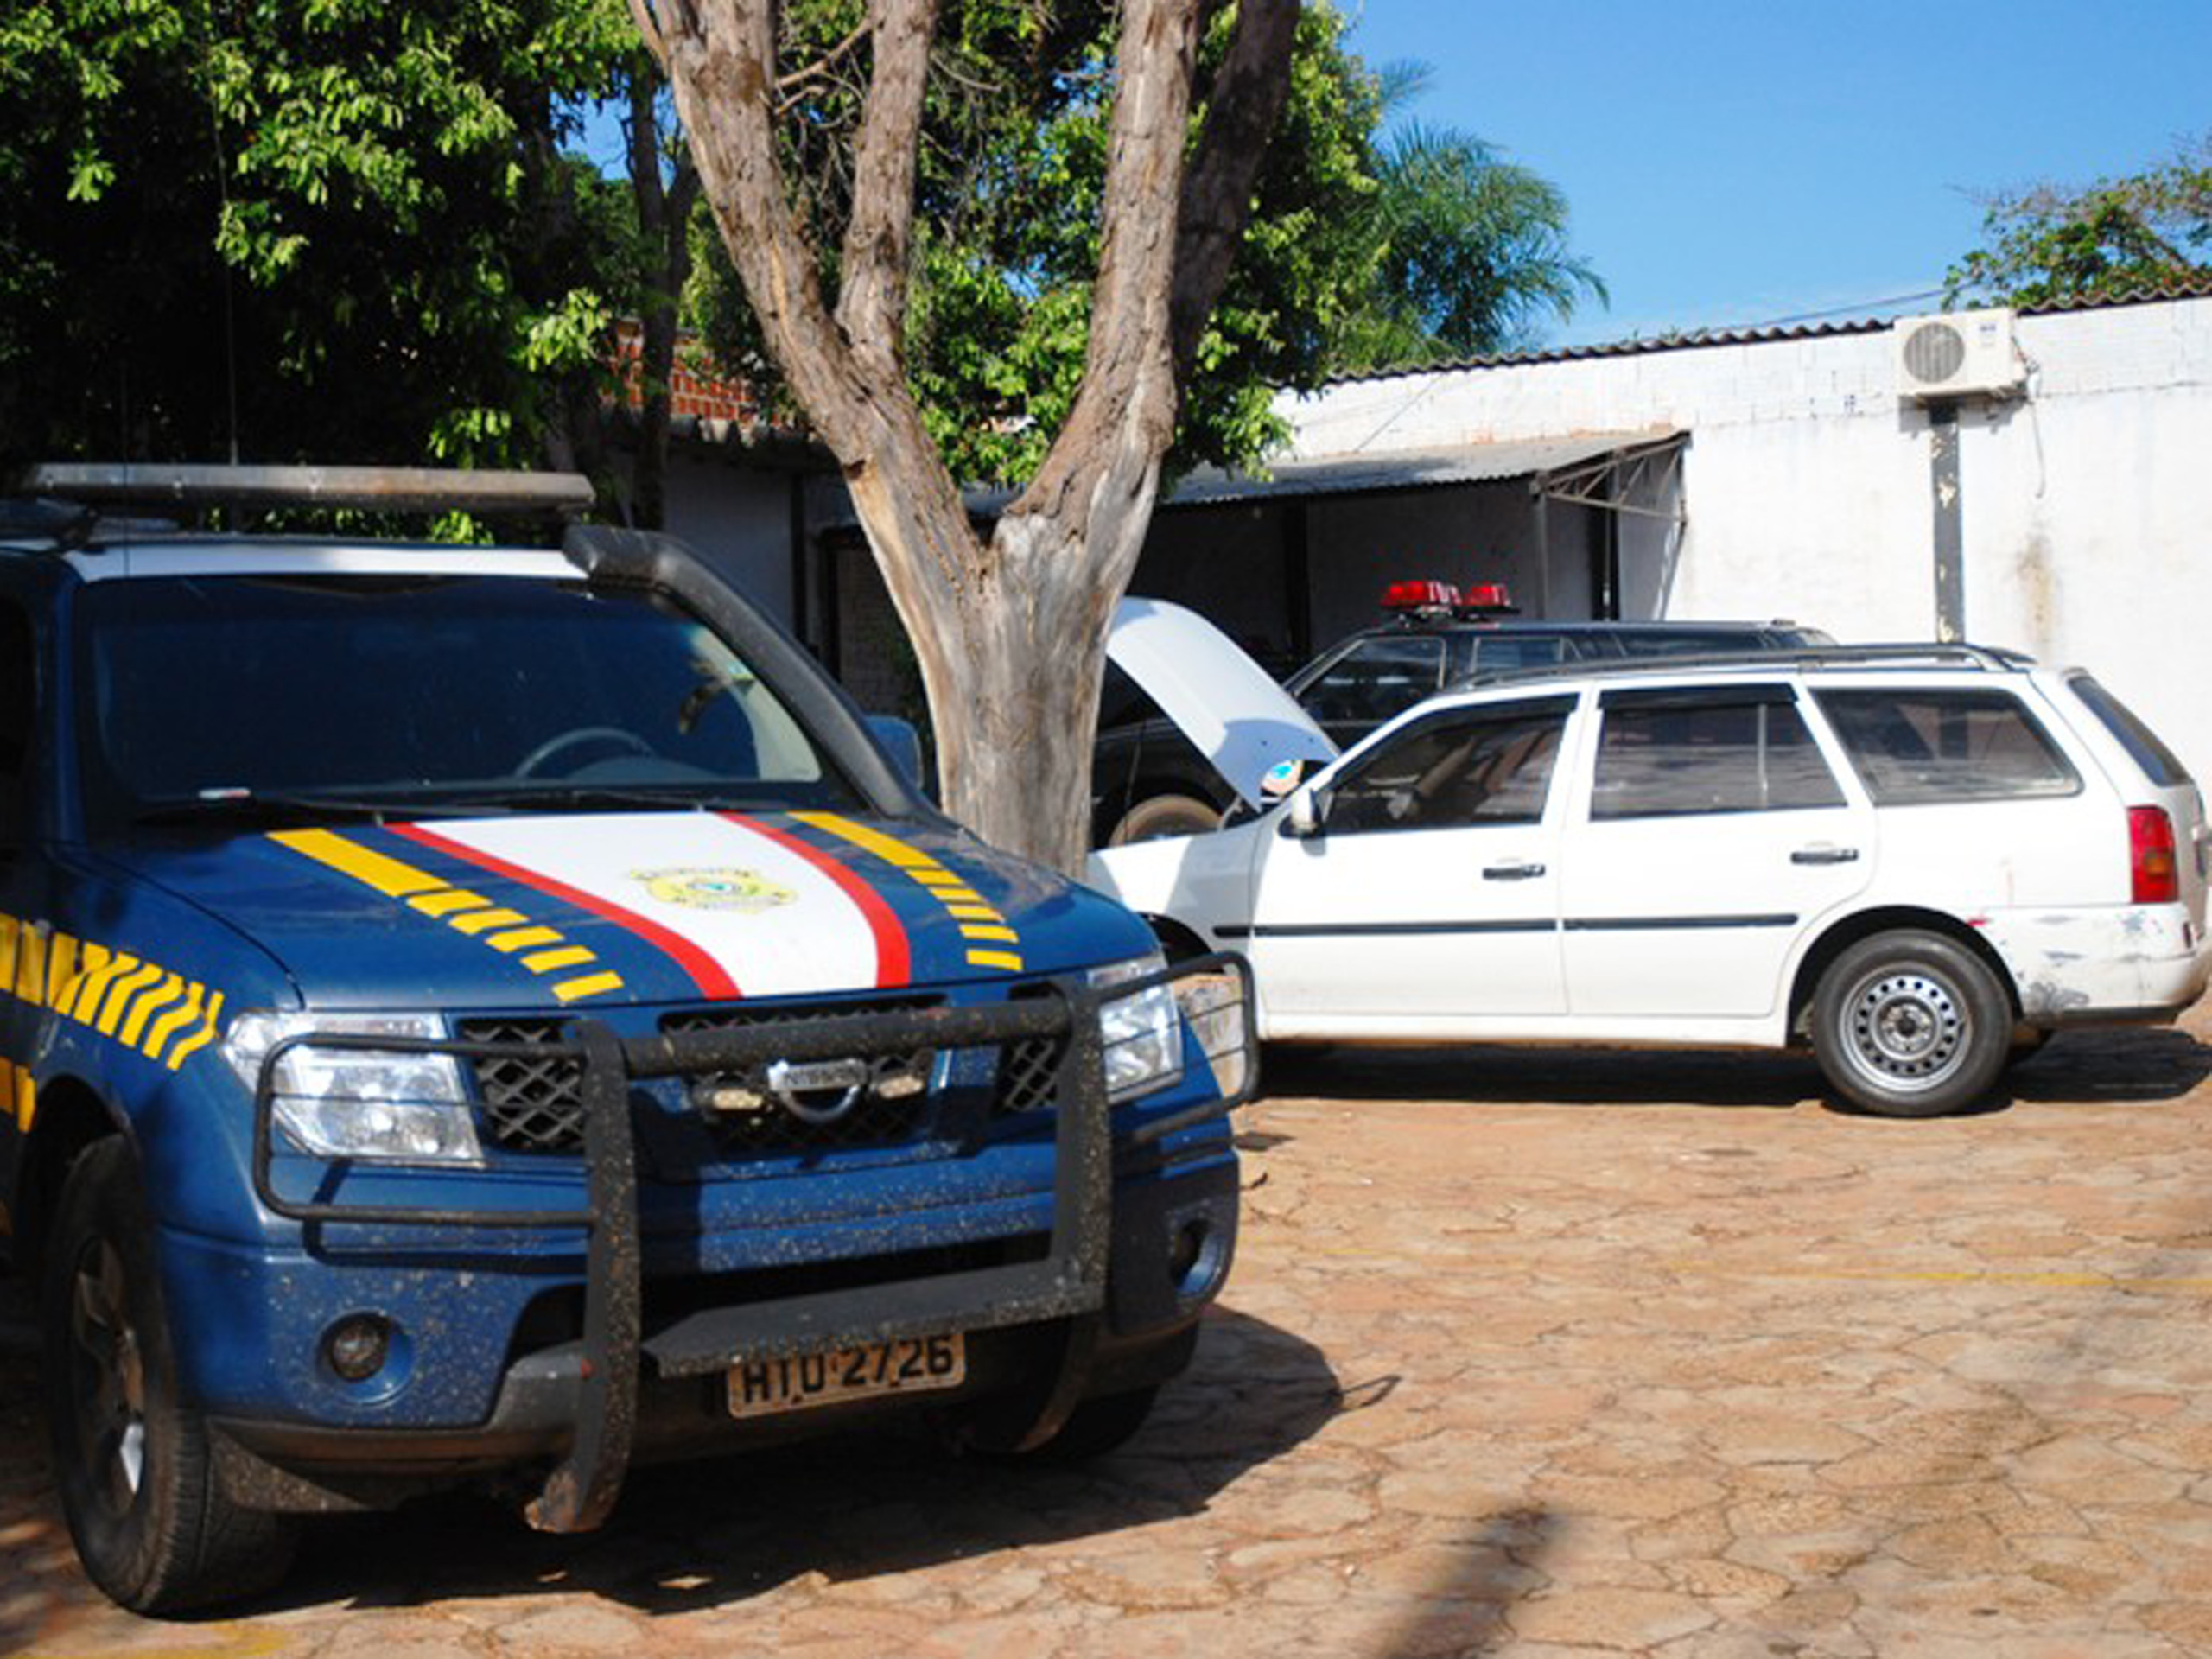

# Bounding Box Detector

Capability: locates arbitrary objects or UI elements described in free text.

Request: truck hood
[1108,598,1338,807]
[108,809,1148,1012]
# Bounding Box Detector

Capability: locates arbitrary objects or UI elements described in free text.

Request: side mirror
[1282,785,1324,840]
[865,715,926,792]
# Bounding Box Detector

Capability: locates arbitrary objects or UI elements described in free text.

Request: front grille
[460,1018,585,1153]
[662,998,939,1154]
[458,990,1070,1157]
[995,1034,1065,1116]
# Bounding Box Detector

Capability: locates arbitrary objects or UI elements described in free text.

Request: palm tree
[1335,67,1606,371]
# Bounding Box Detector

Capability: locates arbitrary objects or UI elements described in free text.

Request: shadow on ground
[291,1306,1339,1618]
[0,1300,1342,1635]
[1261,1024,2212,1115]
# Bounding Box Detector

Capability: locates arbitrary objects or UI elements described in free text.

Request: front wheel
[42,1139,296,1613]
[1810,930,2012,1117]
[1107,792,1221,846]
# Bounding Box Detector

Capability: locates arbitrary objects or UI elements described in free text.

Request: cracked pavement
[5,1004,2212,1656]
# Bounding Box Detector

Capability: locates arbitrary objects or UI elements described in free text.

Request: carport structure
[1128,429,1688,676]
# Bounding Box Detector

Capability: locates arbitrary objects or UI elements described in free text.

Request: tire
[1810,930,2012,1118]
[41,1139,297,1613]
[1107,793,1221,846]
[971,1386,1160,1466]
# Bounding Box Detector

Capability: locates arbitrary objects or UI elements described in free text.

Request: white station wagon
[1091,618,2210,1117]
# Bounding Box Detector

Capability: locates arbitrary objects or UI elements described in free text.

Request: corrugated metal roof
[1163,429,1680,507]
[1318,277,2212,388]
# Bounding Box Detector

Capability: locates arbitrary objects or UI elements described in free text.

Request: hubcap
[68,1239,148,1517]
[1844,969,1967,1093]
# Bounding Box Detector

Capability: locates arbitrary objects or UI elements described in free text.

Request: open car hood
[1108,598,1338,807]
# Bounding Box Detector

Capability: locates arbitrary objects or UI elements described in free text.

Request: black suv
[1092,580,1832,844]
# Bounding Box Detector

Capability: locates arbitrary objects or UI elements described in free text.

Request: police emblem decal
[632,867,798,912]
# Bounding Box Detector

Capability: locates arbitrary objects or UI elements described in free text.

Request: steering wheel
[515,725,656,779]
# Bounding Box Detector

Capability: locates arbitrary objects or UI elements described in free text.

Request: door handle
[1790,845,1860,866]
[1483,861,1546,880]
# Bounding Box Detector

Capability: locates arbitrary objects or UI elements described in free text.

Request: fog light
[323,1314,392,1383]
[1169,1219,1209,1283]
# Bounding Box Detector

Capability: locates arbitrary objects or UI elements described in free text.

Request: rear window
[1592,689,1845,819]
[1815,688,2080,804]
[2067,674,2191,788]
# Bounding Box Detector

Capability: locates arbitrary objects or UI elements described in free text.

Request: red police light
[1457,582,1516,614]
[1382,579,1459,613]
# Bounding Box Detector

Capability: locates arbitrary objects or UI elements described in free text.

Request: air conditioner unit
[1893,308,2024,400]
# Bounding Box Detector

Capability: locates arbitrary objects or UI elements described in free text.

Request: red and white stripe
[398,814,908,1000]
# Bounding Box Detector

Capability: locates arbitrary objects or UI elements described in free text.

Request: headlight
[223,1011,481,1166]
[1090,952,1184,1103]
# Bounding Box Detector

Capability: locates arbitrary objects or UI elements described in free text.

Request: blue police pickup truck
[0,466,1253,1612]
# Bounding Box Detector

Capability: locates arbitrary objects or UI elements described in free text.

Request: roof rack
[16,462,594,522]
[1452,641,2037,690]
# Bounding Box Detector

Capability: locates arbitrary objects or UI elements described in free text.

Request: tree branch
[1019,0,1204,519]
[775,21,872,108]
[1170,0,1298,378]
[836,0,936,370]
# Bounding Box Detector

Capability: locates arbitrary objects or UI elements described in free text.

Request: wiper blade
[436,784,744,813]
[130,791,497,828]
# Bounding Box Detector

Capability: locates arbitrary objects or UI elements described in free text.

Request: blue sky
[1341,0,2212,348]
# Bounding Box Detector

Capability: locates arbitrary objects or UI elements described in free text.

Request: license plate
[727,1332,966,1420]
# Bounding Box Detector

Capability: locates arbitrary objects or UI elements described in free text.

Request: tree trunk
[633,0,1294,874]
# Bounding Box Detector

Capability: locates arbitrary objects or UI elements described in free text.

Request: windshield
[75,574,866,832]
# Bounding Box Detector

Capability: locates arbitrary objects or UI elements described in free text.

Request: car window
[1325,698,1573,835]
[74,575,866,830]
[1299,636,1447,728]
[1465,634,1572,674]
[1611,629,1764,658]
[1815,687,2081,804]
[1592,688,1845,819]
[2066,674,2191,788]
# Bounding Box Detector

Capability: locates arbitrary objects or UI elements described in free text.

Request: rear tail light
[2129,805,2179,904]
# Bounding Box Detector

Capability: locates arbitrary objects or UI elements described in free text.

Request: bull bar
[245,955,1256,1532]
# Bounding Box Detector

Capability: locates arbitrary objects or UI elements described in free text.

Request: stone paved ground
[6,1004,2212,1657]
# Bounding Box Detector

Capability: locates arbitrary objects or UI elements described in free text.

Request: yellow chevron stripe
[42,933,79,1012]
[929,887,987,906]
[408,888,491,918]
[0,915,18,995]
[550,970,625,1002]
[68,948,137,1025]
[13,1067,34,1131]
[487,925,563,954]
[141,983,205,1065]
[13,925,44,1007]
[448,906,531,936]
[522,945,595,973]
[944,904,1005,923]
[56,939,110,1020]
[117,974,184,1047]
[162,992,224,1072]
[959,924,1020,944]
[791,811,936,869]
[97,961,167,1036]
[908,868,965,887]
[965,949,1024,972]
[270,828,444,898]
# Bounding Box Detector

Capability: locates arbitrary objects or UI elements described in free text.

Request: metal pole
[1929,402,1965,642]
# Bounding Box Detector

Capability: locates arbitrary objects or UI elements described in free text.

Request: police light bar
[1382,579,1459,613]
[23,463,594,518]
[1454,582,1519,615]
